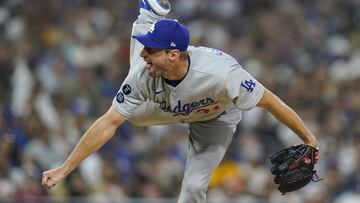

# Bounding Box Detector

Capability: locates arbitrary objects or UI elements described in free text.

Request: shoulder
[188,46,241,78]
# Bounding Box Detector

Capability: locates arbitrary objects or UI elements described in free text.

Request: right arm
[42,106,126,189]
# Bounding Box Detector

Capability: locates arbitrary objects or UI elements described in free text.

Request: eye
[144,47,152,54]
[144,47,163,55]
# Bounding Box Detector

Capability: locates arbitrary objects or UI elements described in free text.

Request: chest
[150,80,225,117]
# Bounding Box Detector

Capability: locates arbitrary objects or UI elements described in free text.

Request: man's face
[140,47,171,78]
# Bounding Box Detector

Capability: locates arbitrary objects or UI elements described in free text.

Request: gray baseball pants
[129,102,238,203]
[177,121,236,203]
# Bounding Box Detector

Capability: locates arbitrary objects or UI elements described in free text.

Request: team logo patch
[122,84,132,95]
[116,92,125,103]
[241,79,256,92]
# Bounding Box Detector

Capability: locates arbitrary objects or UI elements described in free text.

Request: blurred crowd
[0,0,360,202]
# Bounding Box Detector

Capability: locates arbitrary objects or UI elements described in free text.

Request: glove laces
[311,171,324,182]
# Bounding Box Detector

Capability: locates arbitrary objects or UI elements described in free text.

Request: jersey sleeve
[225,64,265,111]
[112,72,146,118]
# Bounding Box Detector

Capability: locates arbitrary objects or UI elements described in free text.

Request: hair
[180,51,189,60]
[166,50,189,61]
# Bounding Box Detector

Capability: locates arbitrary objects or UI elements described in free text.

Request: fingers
[42,171,57,190]
[42,171,48,186]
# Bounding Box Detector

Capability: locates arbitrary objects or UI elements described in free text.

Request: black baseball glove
[269,144,322,195]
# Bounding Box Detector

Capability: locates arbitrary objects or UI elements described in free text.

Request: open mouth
[145,62,153,70]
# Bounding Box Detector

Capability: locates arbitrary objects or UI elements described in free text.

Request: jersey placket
[168,87,178,117]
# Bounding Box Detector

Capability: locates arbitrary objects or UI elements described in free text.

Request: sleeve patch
[116,92,125,103]
[122,84,132,95]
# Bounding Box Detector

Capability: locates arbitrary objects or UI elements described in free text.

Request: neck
[163,57,189,80]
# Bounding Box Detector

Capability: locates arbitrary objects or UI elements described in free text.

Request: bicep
[256,88,273,109]
[256,88,288,113]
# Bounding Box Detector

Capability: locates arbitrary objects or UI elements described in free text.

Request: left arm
[256,88,318,148]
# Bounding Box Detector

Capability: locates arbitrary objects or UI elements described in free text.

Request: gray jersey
[112,10,264,126]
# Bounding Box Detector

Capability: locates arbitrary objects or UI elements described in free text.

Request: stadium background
[0,0,359,202]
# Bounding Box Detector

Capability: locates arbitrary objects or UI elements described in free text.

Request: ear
[168,50,180,61]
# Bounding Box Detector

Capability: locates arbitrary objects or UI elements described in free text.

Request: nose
[140,48,148,57]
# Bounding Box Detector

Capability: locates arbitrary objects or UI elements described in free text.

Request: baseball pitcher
[42,1,319,202]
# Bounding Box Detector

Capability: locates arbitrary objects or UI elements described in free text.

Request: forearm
[270,100,317,147]
[61,115,119,175]
[258,89,318,147]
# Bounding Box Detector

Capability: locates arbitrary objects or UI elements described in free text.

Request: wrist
[60,163,73,176]
[305,141,318,149]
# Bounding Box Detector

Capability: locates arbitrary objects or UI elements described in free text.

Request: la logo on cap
[132,19,189,52]
[149,23,156,33]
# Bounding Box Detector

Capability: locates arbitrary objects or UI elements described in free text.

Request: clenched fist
[42,166,67,189]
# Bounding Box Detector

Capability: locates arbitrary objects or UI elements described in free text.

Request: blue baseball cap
[132,19,190,52]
